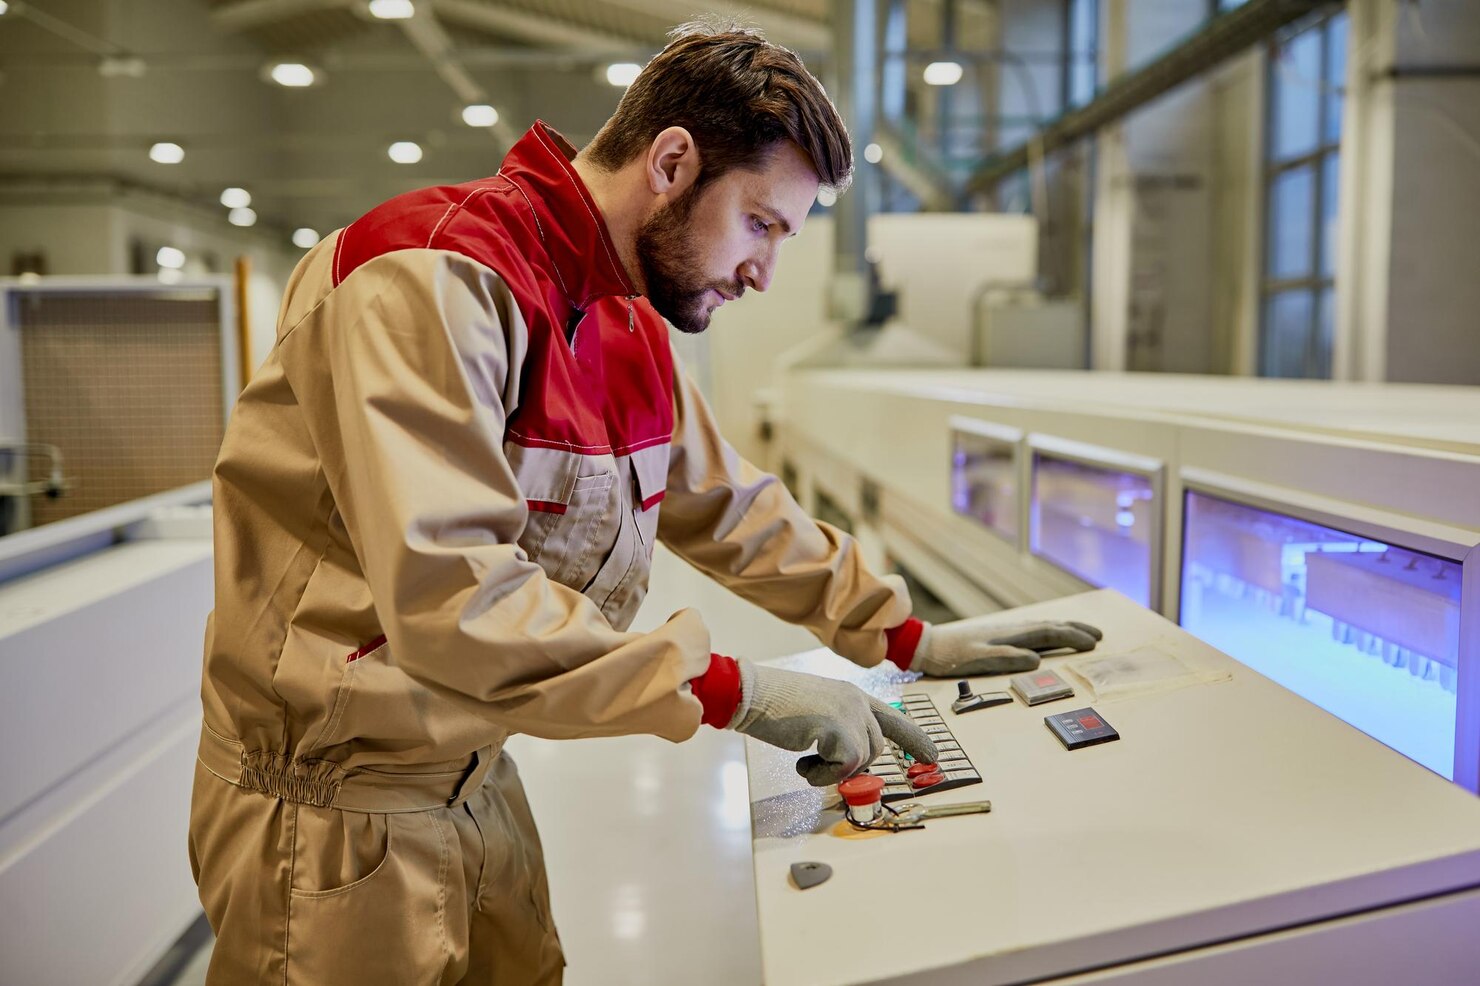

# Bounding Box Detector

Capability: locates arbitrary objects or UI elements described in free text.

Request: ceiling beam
[399,9,484,102]
[399,6,521,148]
[212,0,352,33]
[0,46,661,73]
[431,0,634,50]
[0,170,297,237]
[597,0,831,52]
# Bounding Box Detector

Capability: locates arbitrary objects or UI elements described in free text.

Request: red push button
[838,774,886,807]
[906,762,939,778]
[910,770,945,789]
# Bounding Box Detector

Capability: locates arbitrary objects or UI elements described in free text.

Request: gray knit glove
[911,617,1103,676]
[730,660,939,786]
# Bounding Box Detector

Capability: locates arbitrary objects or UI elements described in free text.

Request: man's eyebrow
[755,202,798,236]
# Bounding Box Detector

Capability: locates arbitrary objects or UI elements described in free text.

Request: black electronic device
[1045,707,1121,750]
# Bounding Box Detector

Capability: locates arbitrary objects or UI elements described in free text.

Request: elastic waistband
[196,722,496,814]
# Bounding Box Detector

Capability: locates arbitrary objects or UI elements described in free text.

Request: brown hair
[585,20,852,192]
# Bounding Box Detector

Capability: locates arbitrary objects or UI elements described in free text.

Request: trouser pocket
[285,807,450,986]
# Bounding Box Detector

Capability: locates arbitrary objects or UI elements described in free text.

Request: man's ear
[645,126,701,199]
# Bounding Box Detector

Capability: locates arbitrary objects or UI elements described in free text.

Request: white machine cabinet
[747,591,1480,986]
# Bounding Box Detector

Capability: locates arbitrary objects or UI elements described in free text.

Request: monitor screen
[1179,489,1461,779]
[1030,453,1155,607]
[951,428,1017,543]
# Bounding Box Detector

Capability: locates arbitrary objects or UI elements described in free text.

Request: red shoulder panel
[330,178,672,459]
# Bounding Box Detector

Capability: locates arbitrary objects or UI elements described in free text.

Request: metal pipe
[1383,65,1480,79]
[830,0,879,327]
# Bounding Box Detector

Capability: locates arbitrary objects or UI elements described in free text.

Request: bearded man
[188,22,1100,985]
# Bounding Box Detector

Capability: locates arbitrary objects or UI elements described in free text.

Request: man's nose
[741,256,774,293]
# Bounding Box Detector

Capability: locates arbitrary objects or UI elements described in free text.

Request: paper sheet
[1066,641,1231,702]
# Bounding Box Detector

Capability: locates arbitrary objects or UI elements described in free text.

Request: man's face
[635,140,818,334]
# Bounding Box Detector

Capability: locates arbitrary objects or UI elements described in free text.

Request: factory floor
[140,546,818,986]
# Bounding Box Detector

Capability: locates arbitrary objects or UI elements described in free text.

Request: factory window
[1259,11,1347,378]
[1064,0,1098,109]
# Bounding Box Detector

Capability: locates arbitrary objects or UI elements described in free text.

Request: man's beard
[635,185,744,334]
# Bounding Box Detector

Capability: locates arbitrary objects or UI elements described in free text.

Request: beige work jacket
[200,125,911,786]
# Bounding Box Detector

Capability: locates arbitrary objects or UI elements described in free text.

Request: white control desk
[746,590,1480,985]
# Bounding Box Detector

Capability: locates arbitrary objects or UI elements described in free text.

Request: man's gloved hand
[910,617,1103,677]
[729,660,939,786]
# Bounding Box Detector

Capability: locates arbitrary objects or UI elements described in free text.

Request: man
[189,22,1101,985]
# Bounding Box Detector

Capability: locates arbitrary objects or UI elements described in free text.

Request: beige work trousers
[189,749,564,985]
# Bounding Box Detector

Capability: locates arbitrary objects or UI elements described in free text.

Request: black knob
[957,680,972,699]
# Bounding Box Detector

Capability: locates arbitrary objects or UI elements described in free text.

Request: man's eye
[750,216,769,233]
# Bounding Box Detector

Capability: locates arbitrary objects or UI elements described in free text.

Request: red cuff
[884,618,925,672]
[690,653,742,729]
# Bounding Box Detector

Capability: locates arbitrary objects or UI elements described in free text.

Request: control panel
[747,589,1480,986]
[866,693,983,802]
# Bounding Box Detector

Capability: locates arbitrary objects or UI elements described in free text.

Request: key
[891,799,993,824]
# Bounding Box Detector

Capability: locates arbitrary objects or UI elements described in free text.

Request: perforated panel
[14,289,225,527]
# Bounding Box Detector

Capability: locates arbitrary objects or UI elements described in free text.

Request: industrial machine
[746,590,1480,985]
[0,484,213,985]
[775,370,1480,792]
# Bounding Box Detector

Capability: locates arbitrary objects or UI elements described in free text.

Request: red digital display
[1035,675,1057,686]
[1078,716,1102,729]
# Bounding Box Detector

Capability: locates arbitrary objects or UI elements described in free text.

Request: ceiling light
[292,228,320,249]
[388,141,422,164]
[605,63,641,87]
[220,187,251,209]
[923,61,964,86]
[158,268,183,285]
[368,0,414,18]
[228,207,257,227]
[0,3,9,14]
[269,62,317,88]
[155,246,185,269]
[816,188,837,208]
[863,142,884,164]
[99,56,147,78]
[461,103,499,128]
[149,141,184,164]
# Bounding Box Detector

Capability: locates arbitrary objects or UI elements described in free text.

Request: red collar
[498,121,636,308]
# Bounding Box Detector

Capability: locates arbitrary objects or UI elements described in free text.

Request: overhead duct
[870,120,954,212]
[966,0,1336,195]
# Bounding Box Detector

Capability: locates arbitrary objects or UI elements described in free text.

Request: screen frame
[948,415,1023,548]
[1177,466,1480,793]
[1026,434,1167,610]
